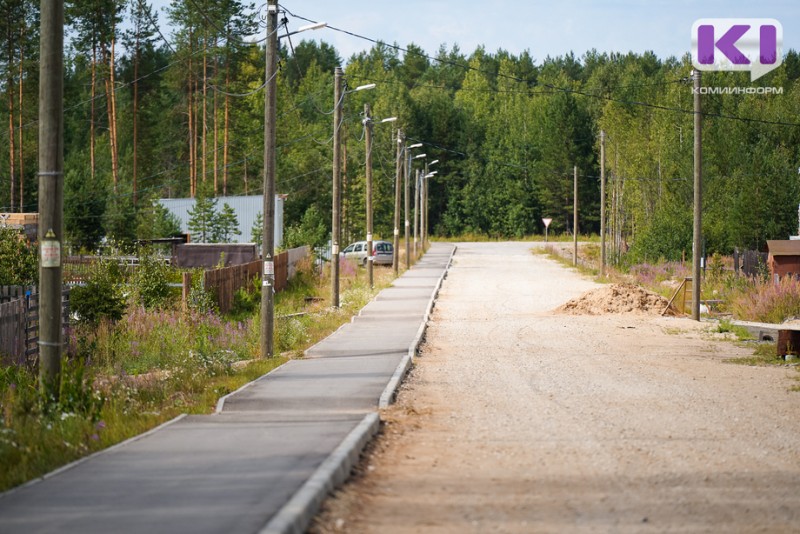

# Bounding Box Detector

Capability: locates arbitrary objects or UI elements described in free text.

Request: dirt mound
[556,283,673,315]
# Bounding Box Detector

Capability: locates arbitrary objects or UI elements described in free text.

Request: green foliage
[136,199,182,240]
[187,273,218,315]
[2,4,800,263]
[730,277,800,324]
[231,277,261,319]
[70,259,126,324]
[627,196,692,263]
[0,227,37,286]
[284,205,328,250]
[132,249,172,310]
[188,197,243,244]
[103,184,138,247]
[213,203,242,243]
[250,211,263,248]
[716,319,753,341]
[64,158,107,251]
[187,194,218,244]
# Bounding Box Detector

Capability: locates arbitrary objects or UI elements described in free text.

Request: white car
[341,240,394,266]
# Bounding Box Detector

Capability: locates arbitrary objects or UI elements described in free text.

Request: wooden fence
[203,246,309,314]
[0,298,25,364]
[0,286,71,366]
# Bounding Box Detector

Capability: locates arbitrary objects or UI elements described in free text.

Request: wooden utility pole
[393,129,403,275]
[364,103,374,288]
[413,169,419,258]
[404,150,410,269]
[422,161,428,249]
[331,66,343,308]
[600,130,606,276]
[573,165,578,267]
[260,0,277,357]
[38,0,64,401]
[692,69,703,321]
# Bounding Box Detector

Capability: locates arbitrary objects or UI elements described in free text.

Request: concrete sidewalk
[0,243,455,534]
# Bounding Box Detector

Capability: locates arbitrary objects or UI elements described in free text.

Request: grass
[728,277,800,324]
[0,357,286,492]
[716,319,754,341]
[540,243,602,278]
[725,342,786,366]
[0,253,411,492]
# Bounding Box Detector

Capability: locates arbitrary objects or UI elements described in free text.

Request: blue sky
[151,0,799,63]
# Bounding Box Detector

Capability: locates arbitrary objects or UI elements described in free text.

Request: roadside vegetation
[0,248,403,492]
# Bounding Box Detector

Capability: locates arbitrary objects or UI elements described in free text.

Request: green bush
[70,260,126,324]
[283,206,328,250]
[627,200,692,264]
[132,249,172,309]
[231,277,261,318]
[187,273,218,314]
[0,227,37,286]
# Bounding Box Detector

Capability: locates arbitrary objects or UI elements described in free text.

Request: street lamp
[404,143,423,266]
[422,159,438,249]
[331,77,375,309]
[363,105,396,288]
[261,2,327,359]
[393,130,404,275]
[410,153,426,257]
[281,21,328,38]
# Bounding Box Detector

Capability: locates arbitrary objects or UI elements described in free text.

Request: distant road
[313,241,800,533]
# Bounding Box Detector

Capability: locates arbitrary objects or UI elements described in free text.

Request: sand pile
[556,284,674,315]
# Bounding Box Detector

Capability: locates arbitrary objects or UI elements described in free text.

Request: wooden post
[182,272,192,313]
[573,165,578,267]
[331,66,342,307]
[600,130,606,275]
[692,69,703,321]
[38,0,65,401]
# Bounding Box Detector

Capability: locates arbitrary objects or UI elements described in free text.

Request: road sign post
[542,218,552,243]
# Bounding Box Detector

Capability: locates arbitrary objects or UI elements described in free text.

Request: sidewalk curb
[258,412,380,534]
[260,244,457,534]
[378,245,457,409]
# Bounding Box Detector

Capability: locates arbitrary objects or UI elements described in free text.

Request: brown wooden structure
[766,240,800,283]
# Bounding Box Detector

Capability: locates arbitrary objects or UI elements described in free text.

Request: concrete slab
[219,355,404,413]
[0,415,362,534]
[0,243,456,534]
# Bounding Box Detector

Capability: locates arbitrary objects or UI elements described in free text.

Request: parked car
[341,240,394,266]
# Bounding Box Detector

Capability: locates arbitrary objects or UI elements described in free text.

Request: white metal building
[158,195,284,247]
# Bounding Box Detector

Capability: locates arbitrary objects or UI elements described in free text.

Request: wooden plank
[0,299,25,364]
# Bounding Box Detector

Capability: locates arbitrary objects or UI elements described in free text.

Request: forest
[2,0,800,264]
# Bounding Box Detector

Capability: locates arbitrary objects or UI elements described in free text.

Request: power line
[137,0,175,54]
[283,9,800,128]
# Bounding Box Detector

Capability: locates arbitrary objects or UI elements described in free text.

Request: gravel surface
[312,242,800,534]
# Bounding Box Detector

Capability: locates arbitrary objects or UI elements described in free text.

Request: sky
[150,0,800,64]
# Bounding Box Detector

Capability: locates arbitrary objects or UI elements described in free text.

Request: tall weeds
[730,277,800,323]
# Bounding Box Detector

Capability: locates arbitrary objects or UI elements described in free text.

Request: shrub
[0,226,37,286]
[231,277,261,317]
[730,277,800,323]
[70,260,126,324]
[187,273,218,314]
[132,249,172,310]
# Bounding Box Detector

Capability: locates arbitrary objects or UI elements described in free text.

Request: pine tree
[187,194,219,243]
[214,202,241,242]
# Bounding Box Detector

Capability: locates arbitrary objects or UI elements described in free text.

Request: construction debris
[556,284,676,316]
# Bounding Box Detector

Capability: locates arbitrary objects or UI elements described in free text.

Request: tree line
[1,0,799,263]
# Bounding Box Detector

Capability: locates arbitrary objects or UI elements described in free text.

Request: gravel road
[312,242,800,533]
